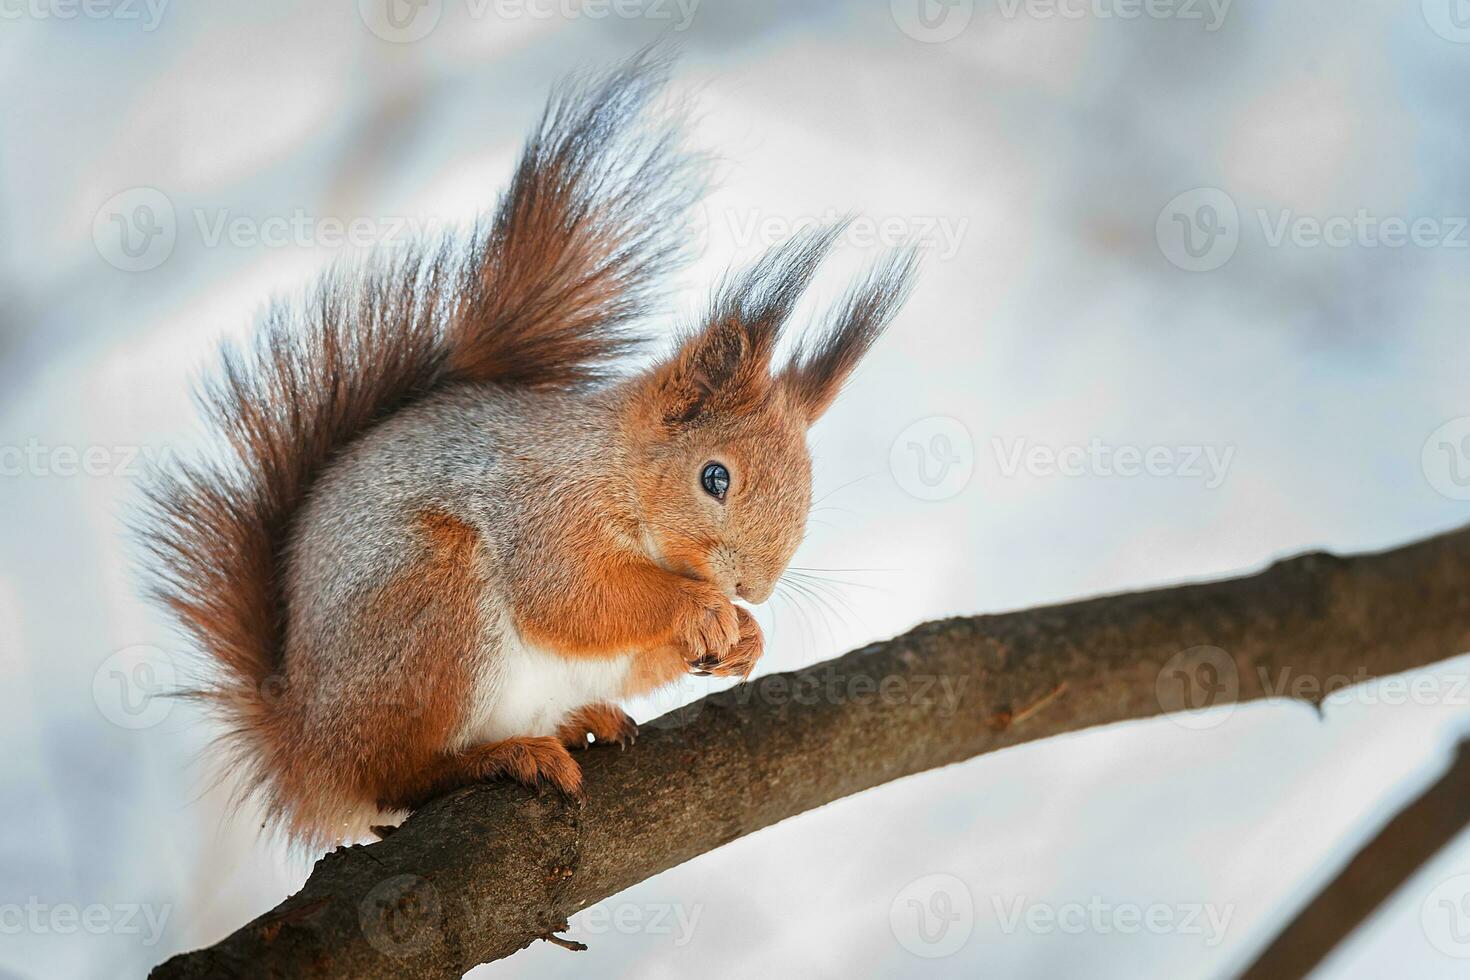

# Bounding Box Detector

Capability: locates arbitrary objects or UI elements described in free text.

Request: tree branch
[151,524,1470,979]
[1237,738,1470,979]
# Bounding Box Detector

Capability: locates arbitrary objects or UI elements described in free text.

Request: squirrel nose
[735,581,772,603]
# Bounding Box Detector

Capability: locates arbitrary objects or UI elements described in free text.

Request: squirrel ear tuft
[780,247,920,423]
[638,225,844,428]
[643,319,763,427]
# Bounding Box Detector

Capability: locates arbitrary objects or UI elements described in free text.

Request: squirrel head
[621,227,917,605]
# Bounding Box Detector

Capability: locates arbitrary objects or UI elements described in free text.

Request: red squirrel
[140,52,916,846]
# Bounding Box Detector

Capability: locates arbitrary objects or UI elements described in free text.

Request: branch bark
[151,524,1470,979]
[1237,738,1470,979]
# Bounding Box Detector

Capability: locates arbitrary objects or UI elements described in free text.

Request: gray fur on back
[281,381,629,736]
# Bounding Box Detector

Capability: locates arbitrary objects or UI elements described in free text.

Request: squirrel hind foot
[557,703,638,751]
[474,736,585,802]
[380,736,585,811]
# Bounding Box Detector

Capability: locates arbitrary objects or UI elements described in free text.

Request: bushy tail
[136,51,701,787]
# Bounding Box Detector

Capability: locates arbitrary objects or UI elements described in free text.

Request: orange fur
[515,555,739,656]
[692,606,764,678]
[622,644,695,698]
[286,511,585,821]
[354,511,485,799]
[622,607,764,698]
[266,511,486,834]
[139,54,917,844]
[557,703,638,749]
[384,737,584,809]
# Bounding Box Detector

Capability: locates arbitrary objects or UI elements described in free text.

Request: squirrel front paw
[675,585,742,665]
[687,605,763,678]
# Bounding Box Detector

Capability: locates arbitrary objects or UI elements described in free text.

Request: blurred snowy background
[2,0,1470,977]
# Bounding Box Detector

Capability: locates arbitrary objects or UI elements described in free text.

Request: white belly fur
[461,626,633,745]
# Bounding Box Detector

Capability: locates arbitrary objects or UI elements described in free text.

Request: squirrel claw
[684,606,764,678]
[677,591,742,663]
[557,703,638,752]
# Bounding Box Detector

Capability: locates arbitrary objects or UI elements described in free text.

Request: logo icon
[93,645,176,729]
[360,874,442,957]
[1424,0,1470,42]
[1156,187,1239,272]
[1155,645,1238,729]
[359,0,442,43]
[93,187,176,272]
[890,873,974,957]
[891,0,974,43]
[1423,417,1470,501]
[1422,873,1470,957]
[890,416,975,501]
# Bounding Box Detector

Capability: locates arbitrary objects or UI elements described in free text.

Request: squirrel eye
[700,461,730,500]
